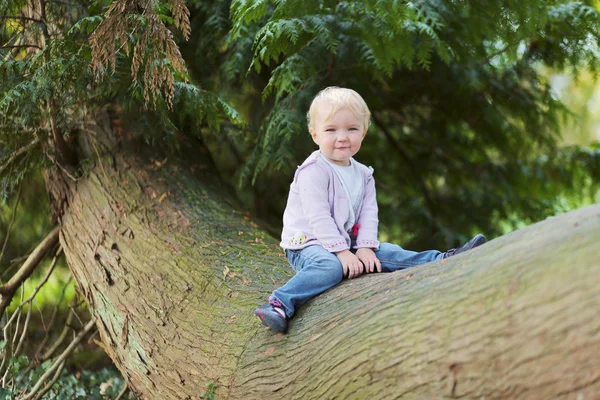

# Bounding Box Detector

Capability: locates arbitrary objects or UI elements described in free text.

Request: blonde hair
[307,86,371,131]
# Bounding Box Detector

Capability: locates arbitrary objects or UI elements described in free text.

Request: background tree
[1,0,600,398]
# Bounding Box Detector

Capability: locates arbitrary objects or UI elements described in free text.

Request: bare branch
[19,283,72,379]
[40,304,74,360]
[11,287,24,349]
[33,277,72,361]
[22,319,95,400]
[0,15,44,23]
[33,359,66,400]
[0,137,41,177]
[0,44,43,50]
[1,245,61,335]
[16,247,62,309]
[46,152,79,182]
[0,226,60,317]
[115,382,129,400]
[14,292,33,356]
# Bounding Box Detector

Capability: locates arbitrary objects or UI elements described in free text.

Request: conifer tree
[1,1,600,398]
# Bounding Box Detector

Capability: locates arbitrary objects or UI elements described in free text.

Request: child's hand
[355,248,382,273]
[335,250,364,279]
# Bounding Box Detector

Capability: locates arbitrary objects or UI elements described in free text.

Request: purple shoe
[254,300,288,333]
[443,234,486,259]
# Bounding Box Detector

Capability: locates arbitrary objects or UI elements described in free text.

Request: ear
[362,127,368,138]
[309,127,319,144]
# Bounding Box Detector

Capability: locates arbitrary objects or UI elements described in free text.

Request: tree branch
[33,359,66,400]
[0,137,41,177]
[0,226,60,317]
[13,293,32,357]
[21,282,73,378]
[0,44,43,50]
[22,319,95,400]
[0,15,44,23]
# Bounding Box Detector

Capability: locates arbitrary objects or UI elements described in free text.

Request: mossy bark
[46,115,600,399]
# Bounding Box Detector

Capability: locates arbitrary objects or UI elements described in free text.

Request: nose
[336,132,349,141]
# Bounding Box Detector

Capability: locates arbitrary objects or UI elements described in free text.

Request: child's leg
[271,245,344,318]
[374,242,443,272]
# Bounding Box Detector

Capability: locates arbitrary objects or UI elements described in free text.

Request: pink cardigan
[280,151,380,252]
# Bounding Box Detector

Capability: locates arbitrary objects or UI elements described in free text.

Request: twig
[13,247,62,309]
[69,304,84,327]
[40,307,74,361]
[0,137,40,177]
[0,226,60,318]
[21,319,95,400]
[0,287,24,386]
[11,287,24,349]
[0,15,44,23]
[32,358,66,400]
[13,291,32,357]
[1,258,25,280]
[46,153,79,182]
[115,382,129,400]
[20,290,72,378]
[33,278,72,361]
[0,44,43,50]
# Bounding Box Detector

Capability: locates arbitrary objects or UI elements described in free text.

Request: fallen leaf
[158,192,167,203]
[223,266,230,279]
[264,347,275,355]
[154,157,168,168]
[226,315,237,324]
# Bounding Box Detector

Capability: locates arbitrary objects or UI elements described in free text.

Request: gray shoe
[255,300,288,333]
[443,234,486,258]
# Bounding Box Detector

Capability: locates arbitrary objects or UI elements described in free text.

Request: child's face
[310,103,366,166]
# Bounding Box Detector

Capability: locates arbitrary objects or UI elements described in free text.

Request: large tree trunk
[46,113,600,399]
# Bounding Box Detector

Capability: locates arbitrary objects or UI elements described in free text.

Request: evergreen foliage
[224,0,600,246]
[1,0,599,249]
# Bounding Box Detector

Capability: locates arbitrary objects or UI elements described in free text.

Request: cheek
[351,137,363,147]
[324,136,337,146]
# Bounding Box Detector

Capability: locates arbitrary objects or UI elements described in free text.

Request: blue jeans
[270,243,443,318]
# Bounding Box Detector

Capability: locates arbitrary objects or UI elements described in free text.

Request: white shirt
[323,156,364,232]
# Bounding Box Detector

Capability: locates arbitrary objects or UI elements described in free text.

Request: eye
[326,128,336,132]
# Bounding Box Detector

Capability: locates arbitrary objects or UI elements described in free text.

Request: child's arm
[354,171,380,250]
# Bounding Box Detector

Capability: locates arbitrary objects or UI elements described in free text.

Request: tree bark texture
[47,116,600,399]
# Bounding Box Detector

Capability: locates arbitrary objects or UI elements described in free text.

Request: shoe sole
[254,309,287,333]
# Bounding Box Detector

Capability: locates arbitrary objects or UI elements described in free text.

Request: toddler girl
[255,87,485,333]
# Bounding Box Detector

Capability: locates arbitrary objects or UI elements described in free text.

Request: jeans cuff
[269,294,293,318]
